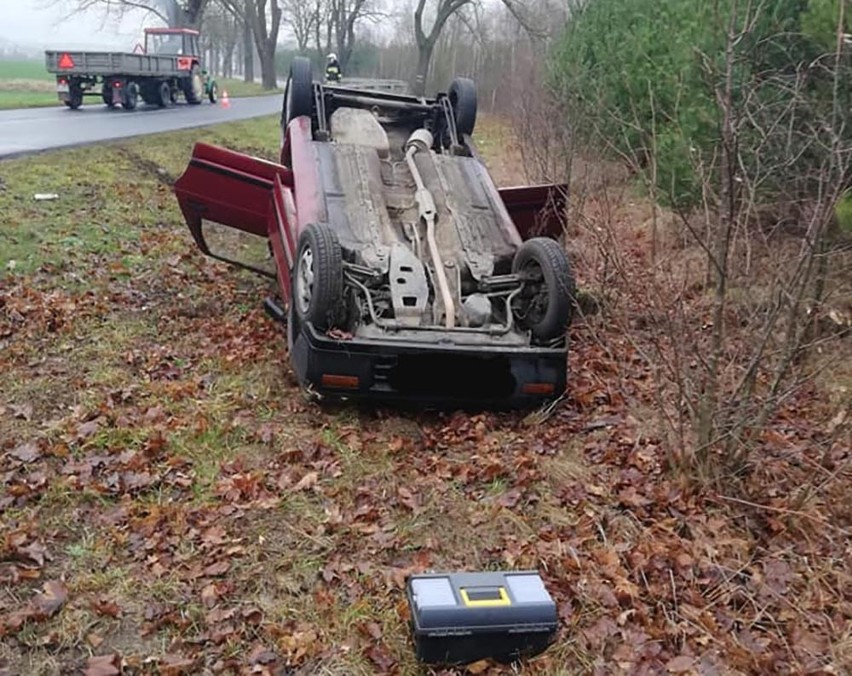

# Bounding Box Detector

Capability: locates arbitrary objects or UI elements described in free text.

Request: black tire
[121,83,138,111]
[66,84,83,110]
[208,81,218,104]
[184,65,203,105]
[282,56,314,129]
[449,77,477,137]
[292,223,343,331]
[158,81,171,107]
[512,238,576,342]
[101,85,115,108]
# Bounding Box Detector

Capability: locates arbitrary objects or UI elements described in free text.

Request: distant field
[0,59,52,81]
[0,58,58,109]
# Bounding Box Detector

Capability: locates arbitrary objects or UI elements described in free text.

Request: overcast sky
[2,0,155,49]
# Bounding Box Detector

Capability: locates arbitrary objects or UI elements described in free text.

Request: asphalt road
[0,96,282,159]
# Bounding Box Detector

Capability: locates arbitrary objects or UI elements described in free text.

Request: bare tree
[413,0,473,95]
[220,0,282,88]
[281,0,320,53]
[201,3,241,76]
[59,0,210,27]
[330,0,375,71]
[412,0,535,96]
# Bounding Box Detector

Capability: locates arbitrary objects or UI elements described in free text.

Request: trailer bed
[45,51,187,78]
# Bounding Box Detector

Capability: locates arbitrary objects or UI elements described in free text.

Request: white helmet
[327,53,337,62]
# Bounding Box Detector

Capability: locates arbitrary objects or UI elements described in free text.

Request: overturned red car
[174,57,575,408]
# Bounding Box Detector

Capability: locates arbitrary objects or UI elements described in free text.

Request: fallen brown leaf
[293,471,318,491]
[203,560,230,577]
[83,654,120,676]
[9,443,41,463]
[76,419,100,440]
[666,655,696,673]
[34,580,68,616]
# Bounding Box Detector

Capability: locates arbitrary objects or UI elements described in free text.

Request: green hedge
[550,0,846,210]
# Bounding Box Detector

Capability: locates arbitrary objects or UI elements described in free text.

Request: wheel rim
[518,261,548,325]
[296,247,314,316]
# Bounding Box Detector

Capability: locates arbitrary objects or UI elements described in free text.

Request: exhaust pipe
[404,129,455,329]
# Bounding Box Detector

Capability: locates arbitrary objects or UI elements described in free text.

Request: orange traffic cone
[221,90,230,109]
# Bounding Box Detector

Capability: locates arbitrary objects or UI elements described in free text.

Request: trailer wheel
[101,86,115,108]
[293,223,343,332]
[282,56,313,129]
[66,83,83,110]
[184,65,203,105]
[512,238,576,342]
[158,81,171,108]
[65,94,83,110]
[449,77,477,137]
[120,82,138,111]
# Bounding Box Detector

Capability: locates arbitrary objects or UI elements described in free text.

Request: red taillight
[320,374,359,390]
[58,78,67,85]
[522,382,555,395]
[114,81,122,88]
[58,53,75,69]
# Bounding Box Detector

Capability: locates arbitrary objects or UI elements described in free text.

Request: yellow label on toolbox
[460,586,511,607]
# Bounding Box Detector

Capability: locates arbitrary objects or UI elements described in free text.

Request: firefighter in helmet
[325,53,342,83]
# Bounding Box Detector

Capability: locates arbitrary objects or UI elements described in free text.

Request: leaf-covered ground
[1,116,850,675]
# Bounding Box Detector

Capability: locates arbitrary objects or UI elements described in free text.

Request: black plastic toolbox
[406,571,558,665]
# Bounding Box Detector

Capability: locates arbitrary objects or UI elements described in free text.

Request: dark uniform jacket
[325,60,341,81]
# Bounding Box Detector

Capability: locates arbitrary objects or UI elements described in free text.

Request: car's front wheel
[293,223,343,332]
[512,238,576,342]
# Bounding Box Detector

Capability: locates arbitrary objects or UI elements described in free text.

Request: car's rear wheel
[512,238,575,342]
[449,77,477,137]
[282,56,313,129]
[293,223,343,331]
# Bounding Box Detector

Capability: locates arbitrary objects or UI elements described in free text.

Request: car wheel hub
[297,247,314,315]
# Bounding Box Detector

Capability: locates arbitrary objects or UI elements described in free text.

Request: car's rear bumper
[290,323,567,409]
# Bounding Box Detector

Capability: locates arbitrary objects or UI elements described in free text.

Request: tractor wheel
[511,238,576,342]
[184,65,203,105]
[293,223,343,332]
[449,77,477,137]
[208,81,218,103]
[282,56,314,129]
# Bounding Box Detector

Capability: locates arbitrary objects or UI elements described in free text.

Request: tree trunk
[243,20,254,82]
[259,44,277,89]
[413,42,435,96]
